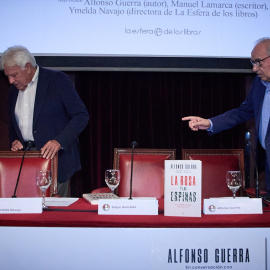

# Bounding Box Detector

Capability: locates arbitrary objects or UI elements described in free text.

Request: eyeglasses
[250,55,270,67]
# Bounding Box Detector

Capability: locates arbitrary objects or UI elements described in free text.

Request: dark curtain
[0,70,254,197]
[70,71,252,197]
[0,72,10,151]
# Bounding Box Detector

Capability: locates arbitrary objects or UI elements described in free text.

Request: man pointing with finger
[182,38,270,197]
[1,46,89,196]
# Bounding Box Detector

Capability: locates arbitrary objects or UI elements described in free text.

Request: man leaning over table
[182,37,270,198]
[0,45,89,197]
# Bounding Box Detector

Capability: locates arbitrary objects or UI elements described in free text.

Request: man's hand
[11,140,24,151]
[182,116,211,131]
[40,140,61,159]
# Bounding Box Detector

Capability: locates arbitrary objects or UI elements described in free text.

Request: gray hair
[254,37,270,55]
[0,45,36,69]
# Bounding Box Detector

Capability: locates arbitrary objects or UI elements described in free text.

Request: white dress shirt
[15,66,39,141]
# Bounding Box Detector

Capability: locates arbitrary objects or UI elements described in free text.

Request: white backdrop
[0,227,269,270]
[1,0,269,57]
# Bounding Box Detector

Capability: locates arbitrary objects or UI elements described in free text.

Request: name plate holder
[98,197,158,215]
[203,197,262,215]
[0,198,43,214]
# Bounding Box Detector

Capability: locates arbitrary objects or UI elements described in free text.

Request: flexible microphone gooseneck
[12,141,34,198]
[129,141,137,200]
[245,132,259,198]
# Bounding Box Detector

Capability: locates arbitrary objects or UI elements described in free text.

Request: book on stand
[164,160,202,217]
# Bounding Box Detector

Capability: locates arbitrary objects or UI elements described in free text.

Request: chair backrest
[113,148,176,199]
[0,151,58,198]
[182,149,245,199]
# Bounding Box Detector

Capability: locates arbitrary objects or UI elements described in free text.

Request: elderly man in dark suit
[182,38,270,197]
[1,46,89,196]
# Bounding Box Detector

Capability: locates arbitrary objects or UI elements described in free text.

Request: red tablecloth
[0,198,269,228]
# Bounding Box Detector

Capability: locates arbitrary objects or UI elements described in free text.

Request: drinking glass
[105,169,120,197]
[36,170,52,208]
[226,171,242,199]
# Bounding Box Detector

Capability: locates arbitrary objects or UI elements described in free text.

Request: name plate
[98,197,158,215]
[203,197,262,215]
[0,198,42,214]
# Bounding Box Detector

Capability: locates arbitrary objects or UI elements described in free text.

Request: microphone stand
[12,141,33,198]
[246,134,259,198]
[245,132,270,207]
[129,141,137,200]
[244,131,251,190]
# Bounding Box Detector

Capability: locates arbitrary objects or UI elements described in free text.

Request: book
[83,193,119,205]
[164,160,202,217]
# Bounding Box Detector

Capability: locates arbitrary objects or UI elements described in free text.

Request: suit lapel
[255,80,266,134]
[33,68,49,127]
[263,85,270,144]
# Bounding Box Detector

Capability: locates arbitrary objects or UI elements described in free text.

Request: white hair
[0,45,36,69]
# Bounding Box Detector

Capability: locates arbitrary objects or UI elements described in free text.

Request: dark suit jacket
[8,67,89,182]
[209,75,270,191]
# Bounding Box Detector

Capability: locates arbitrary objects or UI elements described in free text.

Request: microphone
[12,141,34,198]
[129,141,137,200]
[245,132,259,198]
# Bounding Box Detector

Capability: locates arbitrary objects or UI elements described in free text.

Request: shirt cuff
[207,119,213,132]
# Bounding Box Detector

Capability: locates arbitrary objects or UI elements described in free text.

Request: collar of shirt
[262,80,270,92]
[28,65,39,87]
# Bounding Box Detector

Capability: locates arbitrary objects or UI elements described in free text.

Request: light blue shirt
[259,81,270,149]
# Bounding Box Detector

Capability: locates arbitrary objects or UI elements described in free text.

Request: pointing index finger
[182,116,196,121]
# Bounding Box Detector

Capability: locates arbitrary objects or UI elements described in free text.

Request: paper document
[45,197,79,207]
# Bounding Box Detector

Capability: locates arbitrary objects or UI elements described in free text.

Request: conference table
[1,198,270,270]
